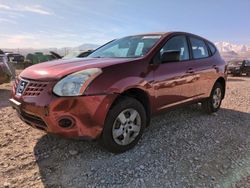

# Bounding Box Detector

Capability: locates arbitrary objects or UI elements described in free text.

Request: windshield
[89,35,162,58]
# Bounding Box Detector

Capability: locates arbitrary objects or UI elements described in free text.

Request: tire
[202,82,223,114]
[100,97,146,153]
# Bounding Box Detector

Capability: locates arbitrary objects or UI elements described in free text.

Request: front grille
[20,110,47,128]
[15,78,48,96]
[23,82,47,96]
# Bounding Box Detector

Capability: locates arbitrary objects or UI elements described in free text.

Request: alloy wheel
[112,108,141,146]
[212,87,222,108]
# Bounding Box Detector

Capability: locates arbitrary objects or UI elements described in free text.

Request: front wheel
[100,97,146,153]
[202,82,223,114]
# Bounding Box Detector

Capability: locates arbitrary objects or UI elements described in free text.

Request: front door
[153,35,198,110]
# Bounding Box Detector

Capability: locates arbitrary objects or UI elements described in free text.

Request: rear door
[187,36,218,98]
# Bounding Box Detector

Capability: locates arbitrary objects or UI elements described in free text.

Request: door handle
[186,68,194,74]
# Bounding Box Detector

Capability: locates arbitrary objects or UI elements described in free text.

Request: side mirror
[161,50,180,63]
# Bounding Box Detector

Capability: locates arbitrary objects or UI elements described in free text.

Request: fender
[107,76,153,95]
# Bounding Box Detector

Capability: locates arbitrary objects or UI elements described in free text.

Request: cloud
[7,12,25,18]
[22,5,53,15]
[6,34,36,44]
[0,3,53,15]
[0,4,10,10]
[0,18,17,24]
[0,30,111,48]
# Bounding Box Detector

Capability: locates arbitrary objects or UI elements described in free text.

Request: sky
[0,0,250,48]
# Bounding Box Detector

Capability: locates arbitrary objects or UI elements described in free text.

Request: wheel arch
[111,87,151,126]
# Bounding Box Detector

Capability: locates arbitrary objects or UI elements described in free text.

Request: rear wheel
[202,82,223,114]
[100,97,146,153]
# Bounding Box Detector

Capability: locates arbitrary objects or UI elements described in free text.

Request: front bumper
[10,79,117,139]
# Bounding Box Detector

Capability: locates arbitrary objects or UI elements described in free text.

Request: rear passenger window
[208,42,216,55]
[190,37,209,59]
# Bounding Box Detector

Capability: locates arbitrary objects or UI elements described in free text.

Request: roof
[127,31,206,39]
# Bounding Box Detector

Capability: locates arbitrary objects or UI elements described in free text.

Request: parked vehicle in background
[0,50,26,72]
[49,50,94,60]
[26,50,94,64]
[26,52,59,64]
[62,50,93,60]
[227,60,250,76]
[244,61,250,76]
[49,51,62,59]
[0,54,15,84]
[5,53,25,64]
[10,32,227,153]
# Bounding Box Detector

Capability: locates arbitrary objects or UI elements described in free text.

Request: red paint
[10,32,227,139]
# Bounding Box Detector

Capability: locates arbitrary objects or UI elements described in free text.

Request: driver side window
[160,35,190,61]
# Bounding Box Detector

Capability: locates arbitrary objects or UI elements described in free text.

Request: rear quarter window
[207,42,217,55]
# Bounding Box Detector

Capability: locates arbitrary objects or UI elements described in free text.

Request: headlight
[53,68,102,96]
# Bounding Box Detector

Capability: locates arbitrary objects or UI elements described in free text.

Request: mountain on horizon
[215,41,250,53]
[215,41,250,61]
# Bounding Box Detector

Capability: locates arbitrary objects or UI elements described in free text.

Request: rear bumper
[10,93,117,139]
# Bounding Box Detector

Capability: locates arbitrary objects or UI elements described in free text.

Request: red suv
[10,32,227,153]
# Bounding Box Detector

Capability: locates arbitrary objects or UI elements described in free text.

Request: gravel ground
[0,76,250,188]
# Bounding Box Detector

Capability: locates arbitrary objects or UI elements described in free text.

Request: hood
[20,58,135,81]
